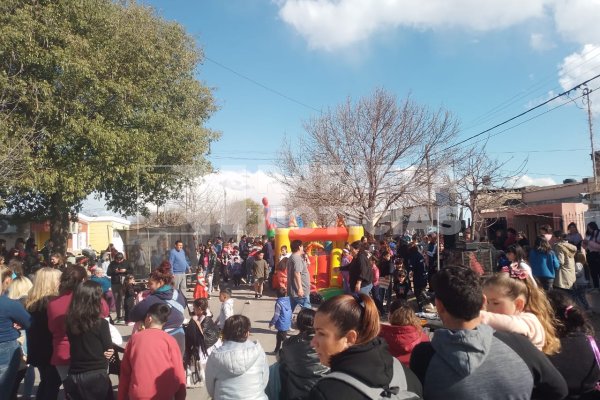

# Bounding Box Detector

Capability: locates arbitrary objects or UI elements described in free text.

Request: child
[573,252,590,311]
[393,259,411,300]
[505,244,535,285]
[339,248,353,293]
[378,300,429,366]
[123,274,136,326]
[231,256,243,288]
[252,251,269,299]
[547,290,600,399]
[481,265,560,355]
[370,256,384,315]
[90,267,115,313]
[273,247,289,291]
[269,287,292,353]
[217,288,234,329]
[184,298,222,387]
[118,303,186,400]
[194,266,208,299]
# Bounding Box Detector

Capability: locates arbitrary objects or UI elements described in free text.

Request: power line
[442,74,600,152]
[489,148,587,154]
[462,46,600,131]
[204,56,322,114]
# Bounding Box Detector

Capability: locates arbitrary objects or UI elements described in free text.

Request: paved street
[114,284,283,399]
[23,284,286,399]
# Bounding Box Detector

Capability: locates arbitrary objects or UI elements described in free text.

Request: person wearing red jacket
[378,300,429,367]
[118,303,186,400]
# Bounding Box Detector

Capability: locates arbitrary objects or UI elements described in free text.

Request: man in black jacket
[410,265,568,400]
[107,252,133,323]
[348,241,372,295]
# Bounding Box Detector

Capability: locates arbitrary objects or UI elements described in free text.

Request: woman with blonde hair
[7,275,33,303]
[0,267,31,395]
[7,275,34,398]
[26,267,63,399]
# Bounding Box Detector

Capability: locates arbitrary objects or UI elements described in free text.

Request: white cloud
[553,0,600,45]
[277,0,548,50]
[81,170,288,218]
[276,0,600,52]
[530,33,555,51]
[201,169,287,209]
[511,175,556,187]
[558,44,600,115]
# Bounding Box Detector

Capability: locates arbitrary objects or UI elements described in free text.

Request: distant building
[479,179,590,241]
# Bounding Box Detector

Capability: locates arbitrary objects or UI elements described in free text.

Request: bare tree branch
[274,88,459,235]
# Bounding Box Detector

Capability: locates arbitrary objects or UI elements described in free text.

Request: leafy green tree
[0,0,218,252]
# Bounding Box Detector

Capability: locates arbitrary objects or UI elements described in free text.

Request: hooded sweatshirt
[411,324,568,400]
[378,324,430,366]
[413,324,533,399]
[310,337,422,400]
[205,339,269,400]
[553,240,577,289]
[128,286,185,331]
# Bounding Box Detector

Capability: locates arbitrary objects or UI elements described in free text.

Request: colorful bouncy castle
[275,225,364,293]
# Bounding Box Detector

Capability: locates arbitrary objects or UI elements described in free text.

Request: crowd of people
[1,222,600,399]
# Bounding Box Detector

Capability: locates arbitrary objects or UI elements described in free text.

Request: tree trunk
[49,195,71,255]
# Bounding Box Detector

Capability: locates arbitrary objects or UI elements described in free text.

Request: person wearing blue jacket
[269,287,292,353]
[129,262,187,355]
[0,267,32,394]
[529,235,560,291]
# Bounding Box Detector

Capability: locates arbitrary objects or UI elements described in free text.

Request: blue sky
[84,1,600,215]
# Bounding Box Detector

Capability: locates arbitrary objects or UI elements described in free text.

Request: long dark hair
[548,289,594,337]
[66,281,103,335]
[59,265,87,295]
[506,244,526,262]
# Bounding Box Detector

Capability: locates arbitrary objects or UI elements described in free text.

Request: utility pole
[584,87,597,187]
[584,87,599,212]
[223,186,227,237]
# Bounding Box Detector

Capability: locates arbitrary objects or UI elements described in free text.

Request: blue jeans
[290,295,311,313]
[0,340,21,394]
